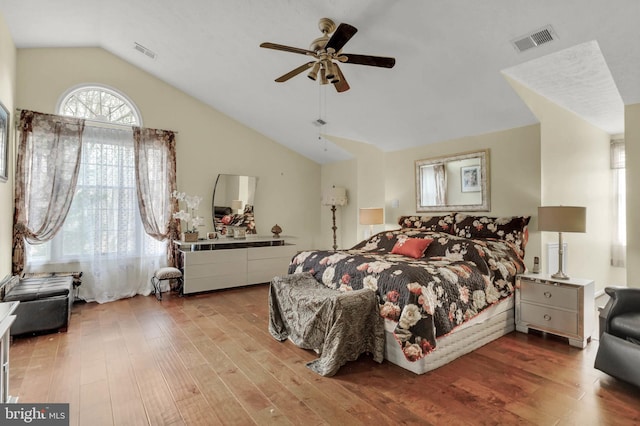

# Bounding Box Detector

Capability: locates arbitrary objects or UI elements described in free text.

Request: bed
[213,204,257,236]
[287,213,530,374]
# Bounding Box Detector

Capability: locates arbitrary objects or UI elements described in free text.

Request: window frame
[57,83,143,126]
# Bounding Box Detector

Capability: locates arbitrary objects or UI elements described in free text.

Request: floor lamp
[538,206,586,279]
[322,186,348,250]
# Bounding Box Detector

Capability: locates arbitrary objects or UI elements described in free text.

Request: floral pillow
[397,215,455,233]
[351,229,444,253]
[452,213,530,254]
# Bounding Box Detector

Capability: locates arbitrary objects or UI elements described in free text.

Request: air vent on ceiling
[512,25,557,53]
[133,42,157,60]
[313,118,327,127]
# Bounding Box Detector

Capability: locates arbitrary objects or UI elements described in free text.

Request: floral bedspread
[288,229,526,361]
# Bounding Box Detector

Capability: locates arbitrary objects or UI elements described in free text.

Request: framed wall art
[0,101,8,182]
[460,164,481,193]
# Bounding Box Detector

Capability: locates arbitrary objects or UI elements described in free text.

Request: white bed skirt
[384,296,515,374]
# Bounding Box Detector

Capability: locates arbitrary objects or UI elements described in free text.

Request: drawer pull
[544,291,552,298]
[543,314,551,321]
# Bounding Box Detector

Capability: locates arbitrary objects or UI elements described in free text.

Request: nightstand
[515,273,595,348]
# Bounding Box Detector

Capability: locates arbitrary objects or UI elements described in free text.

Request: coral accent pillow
[391,238,433,259]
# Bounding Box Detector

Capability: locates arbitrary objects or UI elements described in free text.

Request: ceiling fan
[260,18,395,93]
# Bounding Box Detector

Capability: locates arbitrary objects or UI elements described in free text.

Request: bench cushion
[4,277,72,302]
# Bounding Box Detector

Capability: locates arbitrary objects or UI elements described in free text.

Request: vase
[182,231,199,242]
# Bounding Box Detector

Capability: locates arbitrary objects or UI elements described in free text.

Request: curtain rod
[15,108,178,134]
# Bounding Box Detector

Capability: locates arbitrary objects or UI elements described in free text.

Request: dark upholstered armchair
[594,287,640,388]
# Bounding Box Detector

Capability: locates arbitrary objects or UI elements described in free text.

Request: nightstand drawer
[520,280,578,311]
[519,302,578,335]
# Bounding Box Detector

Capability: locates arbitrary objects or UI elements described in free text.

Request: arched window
[58,84,142,125]
[28,85,165,303]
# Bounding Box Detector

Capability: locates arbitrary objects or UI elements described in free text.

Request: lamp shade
[322,186,348,206]
[359,208,384,225]
[231,199,243,211]
[538,206,586,233]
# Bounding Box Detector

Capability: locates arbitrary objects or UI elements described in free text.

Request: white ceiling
[1,0,637,163]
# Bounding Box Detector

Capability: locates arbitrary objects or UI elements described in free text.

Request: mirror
[212,174,258,234]
[415,149,490,212]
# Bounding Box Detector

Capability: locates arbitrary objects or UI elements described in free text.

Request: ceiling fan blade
[325,23,358,52]
[342,53,395,68]
[260,42,316,56]
[333,63,350,93]
[275,62,316,82]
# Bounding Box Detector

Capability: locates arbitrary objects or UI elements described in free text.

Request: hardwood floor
[8,284,640,425]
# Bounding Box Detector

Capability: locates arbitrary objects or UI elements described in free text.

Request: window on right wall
[611,138,626,267]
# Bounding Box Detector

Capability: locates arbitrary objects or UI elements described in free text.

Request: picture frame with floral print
[460,164,480,193]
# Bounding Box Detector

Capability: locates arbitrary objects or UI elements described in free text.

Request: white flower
[473,290,486,309]
[438,267,459,284]
[173,191,203,233]
[398,304,421,329]
[363,275,378,291]
[367,261,392,273]
[485,282,501,304]
[322,267,336,288]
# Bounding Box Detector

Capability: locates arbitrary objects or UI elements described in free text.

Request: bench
[268,273,385,376]
[0,275,75,336]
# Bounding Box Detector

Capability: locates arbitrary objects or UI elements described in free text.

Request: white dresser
[515,273,594,348]
[175,236,296,294]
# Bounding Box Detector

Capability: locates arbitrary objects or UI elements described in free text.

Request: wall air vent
[313,118,327,126]
[512,25,557,53]
[133,42,157,60]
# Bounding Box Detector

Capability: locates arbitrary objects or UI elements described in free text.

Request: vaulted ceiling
[1,0,638,163]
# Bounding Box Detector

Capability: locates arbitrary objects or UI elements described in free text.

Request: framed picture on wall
[0,101,8,182]
[461,165,481,192]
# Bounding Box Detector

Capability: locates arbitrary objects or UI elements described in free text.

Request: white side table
[0,301,18,402]
[515,273,594,348]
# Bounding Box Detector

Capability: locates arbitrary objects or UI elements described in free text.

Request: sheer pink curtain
[133,127,181,268]
[12,110,84,275]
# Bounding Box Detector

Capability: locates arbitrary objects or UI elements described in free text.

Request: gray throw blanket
[268,273,385,376]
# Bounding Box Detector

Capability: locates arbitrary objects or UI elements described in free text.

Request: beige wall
[324,136,386,243]
[385,125,542,267]
[507,76,622,291]
[16,47,322,249]
[0,15,16,278]
[625,103,640,289]
[322,124,542,266]
[319,158,357,249]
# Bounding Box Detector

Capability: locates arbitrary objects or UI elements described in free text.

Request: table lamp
[538,206,586,279]
[359,207,384,239]
[231,199,243,214]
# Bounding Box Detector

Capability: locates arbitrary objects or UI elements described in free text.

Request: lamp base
[551,270,570,280]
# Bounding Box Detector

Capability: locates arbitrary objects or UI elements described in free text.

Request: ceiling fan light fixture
[323,60,335,80]
[320,67,328,85]
[329,63,341,83]
[261,17,396,93]
[307,62,321,81]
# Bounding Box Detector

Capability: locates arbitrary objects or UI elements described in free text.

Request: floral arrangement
[172,191,203,233]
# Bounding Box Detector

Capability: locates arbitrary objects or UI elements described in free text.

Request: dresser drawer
[519,302,578,336]
[519,279,578,311]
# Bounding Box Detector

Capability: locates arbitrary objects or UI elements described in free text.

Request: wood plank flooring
[9,284,640,425]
